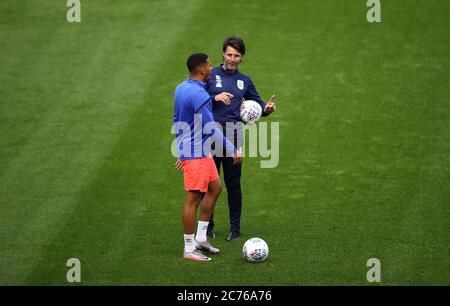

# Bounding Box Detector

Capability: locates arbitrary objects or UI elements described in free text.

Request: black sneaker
[226,231,240,241]
[206,229,216,238]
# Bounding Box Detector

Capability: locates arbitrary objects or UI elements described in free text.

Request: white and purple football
[240,100,262,125]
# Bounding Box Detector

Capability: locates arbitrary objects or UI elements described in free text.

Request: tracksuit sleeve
[245,79,270,117]
[205,82,217,105]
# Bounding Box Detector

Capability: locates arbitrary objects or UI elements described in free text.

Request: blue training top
[173,78,237,160]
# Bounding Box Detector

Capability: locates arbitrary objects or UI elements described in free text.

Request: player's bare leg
[194,179,222,254]
[182,191,211,261]
[182,190,202,234]
[199,179,222,222]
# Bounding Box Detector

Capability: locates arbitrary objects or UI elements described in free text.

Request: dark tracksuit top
[206,64,270,232]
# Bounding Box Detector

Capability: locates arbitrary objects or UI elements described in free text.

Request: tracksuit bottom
[208,156,242,233]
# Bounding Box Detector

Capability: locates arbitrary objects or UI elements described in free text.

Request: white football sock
[184,234,195,253]
[195,221,209,243]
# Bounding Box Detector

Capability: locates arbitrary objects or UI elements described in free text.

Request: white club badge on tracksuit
[237,80,244,90]
[215,75,223,88]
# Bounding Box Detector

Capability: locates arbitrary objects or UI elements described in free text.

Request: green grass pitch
[0,0,449,285]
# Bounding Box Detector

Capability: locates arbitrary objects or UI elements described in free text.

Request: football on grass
[243,237,269,262]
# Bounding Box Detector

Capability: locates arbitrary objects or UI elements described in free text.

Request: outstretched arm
[213,92,234,105]
[245,80,276,116]
[263,95,277,114]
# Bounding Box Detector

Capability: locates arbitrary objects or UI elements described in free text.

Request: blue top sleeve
[193,92,237,156]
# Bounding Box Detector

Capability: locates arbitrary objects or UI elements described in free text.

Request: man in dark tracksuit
[206,37,277,241]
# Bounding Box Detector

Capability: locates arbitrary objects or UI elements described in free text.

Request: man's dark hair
[223,36,246,55]
[186,53,209,73]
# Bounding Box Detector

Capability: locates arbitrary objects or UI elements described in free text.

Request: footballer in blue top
[173,53,242,262]
[205,37,277,241]
[173,78,236,160]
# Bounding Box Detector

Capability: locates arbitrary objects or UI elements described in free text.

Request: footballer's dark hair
[186,53,209,73]
[223,36,246,55]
